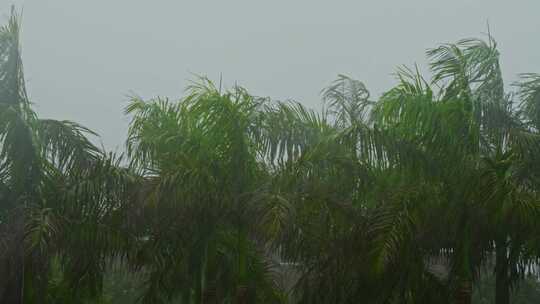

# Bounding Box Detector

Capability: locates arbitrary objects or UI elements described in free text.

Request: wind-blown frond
[516,73,540,129]
[37,119,101,172]
[0,6,28,106]
[322,74,373,127]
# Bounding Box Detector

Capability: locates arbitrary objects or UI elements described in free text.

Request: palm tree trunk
[236,217,249,304]
[236,285,249,304]
[455,279,472,304]
[454,222,473,304]
[202,238,219,304]
[495,240,510,304]
[0,213,25,304]
[0,260,23,304]
[202,279,218,304]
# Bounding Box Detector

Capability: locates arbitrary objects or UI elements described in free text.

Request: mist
[1,0,539,150]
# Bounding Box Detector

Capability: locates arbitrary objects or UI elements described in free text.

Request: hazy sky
[1,1,539,150]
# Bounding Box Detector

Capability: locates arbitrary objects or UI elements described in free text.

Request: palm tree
[372,36,540,304]
[255,73,451,303]
[0,8,138,303]
[254,36,540,304]
[125,78,283,303]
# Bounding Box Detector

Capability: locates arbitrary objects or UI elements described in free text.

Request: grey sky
[1,1,539,150]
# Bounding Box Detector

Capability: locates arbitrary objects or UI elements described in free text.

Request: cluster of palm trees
[1,8,540,304]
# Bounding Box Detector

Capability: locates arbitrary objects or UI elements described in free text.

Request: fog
[1,0,539,150]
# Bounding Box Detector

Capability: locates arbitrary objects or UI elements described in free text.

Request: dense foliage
[1,7,540,304]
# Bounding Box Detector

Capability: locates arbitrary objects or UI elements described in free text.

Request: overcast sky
[1,1,539,150]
